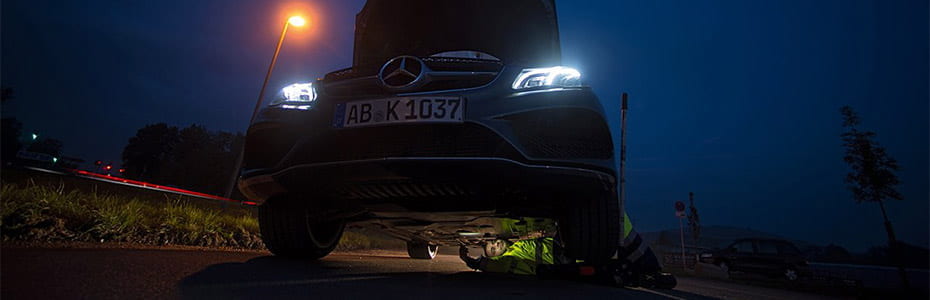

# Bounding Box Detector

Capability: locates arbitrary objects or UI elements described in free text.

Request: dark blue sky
[3,0,927,252]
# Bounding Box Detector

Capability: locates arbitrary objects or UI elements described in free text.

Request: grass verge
[1,182,264,249]
[0,174,397,252]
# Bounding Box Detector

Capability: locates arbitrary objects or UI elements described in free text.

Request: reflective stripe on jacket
[618,212,650,263]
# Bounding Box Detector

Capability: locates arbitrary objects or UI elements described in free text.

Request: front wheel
[718,261,732,279]
[406,240,438,259]
[558,190,620,263]
[258,196,344,259]
[784,266,799,282]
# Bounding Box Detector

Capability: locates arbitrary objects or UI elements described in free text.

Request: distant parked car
[700,238,808,281]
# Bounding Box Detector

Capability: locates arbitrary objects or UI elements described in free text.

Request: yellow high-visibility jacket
[483,238,554,275]
[482,213,636,275]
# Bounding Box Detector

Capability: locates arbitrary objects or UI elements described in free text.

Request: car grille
[504,108,614,160]
[291,123,520,165]
[340,181,473,200]
[320,57,502,98]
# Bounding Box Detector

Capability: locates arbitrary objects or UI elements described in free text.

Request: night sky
[2,0,927,252]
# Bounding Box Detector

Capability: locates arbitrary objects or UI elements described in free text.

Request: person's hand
[465,256,483,270]
[459,245,483,270]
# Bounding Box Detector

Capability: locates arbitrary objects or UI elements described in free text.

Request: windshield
[353,0,561,68]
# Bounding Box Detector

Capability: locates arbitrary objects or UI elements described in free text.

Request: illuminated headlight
[272,82,317,107]
[511,66,581,90]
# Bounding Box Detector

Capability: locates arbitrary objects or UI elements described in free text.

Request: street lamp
[251,15,307,123]
[288,16,306,27]
[224,15,307,198]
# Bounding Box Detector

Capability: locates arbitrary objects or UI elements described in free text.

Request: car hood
[353,0,561,68]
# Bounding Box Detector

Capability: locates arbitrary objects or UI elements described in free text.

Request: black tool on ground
[536,260,677,289]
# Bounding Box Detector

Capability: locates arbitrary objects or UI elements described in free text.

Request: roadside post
[223,15,308,199]
[619,93,628,249]
[675,200,687,269]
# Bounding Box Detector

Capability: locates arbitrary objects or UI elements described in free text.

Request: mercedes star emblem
[379,56,427,90]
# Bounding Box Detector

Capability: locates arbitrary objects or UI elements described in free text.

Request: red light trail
[70,169,257,206]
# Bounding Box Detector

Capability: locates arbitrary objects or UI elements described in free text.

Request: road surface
[1,246,843,299]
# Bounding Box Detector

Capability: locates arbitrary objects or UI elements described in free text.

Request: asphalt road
[1,246,843,300]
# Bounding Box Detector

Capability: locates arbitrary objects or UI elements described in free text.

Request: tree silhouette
[122,123,179,181]
[1,87,13,103]
[165,124,211,188]
[163,124,238,194]
[1,118,23,163]
[840,105,908,288]
[121,123,244,195]
[1,87,22,163]
[687,192,701,245]
[198,130,244,194]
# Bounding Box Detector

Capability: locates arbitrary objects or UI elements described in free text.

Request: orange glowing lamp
[288,16,306,27]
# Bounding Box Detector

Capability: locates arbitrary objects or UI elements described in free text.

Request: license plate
[333,97,464,128]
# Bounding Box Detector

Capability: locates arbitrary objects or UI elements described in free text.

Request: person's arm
[459,245,486,270]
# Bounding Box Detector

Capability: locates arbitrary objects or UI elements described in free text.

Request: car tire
[653,272,678,289]
[406,240,438,259]
[258,197,344,259]
[784,266,799,282]
[558,189,620,263]
[718,261,732,279]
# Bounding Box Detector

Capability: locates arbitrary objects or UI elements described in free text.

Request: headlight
[511,66,581,90]
[271,82,317,107]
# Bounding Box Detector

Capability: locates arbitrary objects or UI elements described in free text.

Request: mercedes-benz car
[238,0,620,262]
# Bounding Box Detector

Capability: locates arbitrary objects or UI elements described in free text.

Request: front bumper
[239,66,616,205]
[239,157,615,209]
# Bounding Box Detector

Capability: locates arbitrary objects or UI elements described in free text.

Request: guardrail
[809,262,930,290]
[655,244,928,292]
[662,253,699,269]
[61,168,258,206]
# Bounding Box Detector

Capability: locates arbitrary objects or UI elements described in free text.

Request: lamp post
[224,15,306,199]
[251,16,306,123]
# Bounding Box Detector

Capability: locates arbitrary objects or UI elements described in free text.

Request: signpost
[619,93,628,248]
[675,200,687,269]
